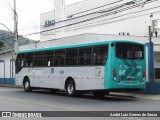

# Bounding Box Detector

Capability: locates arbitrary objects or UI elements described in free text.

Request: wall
[40,0,160,41]
[0,52,14,79]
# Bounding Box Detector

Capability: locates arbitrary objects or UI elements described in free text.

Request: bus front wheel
[23,78,32,92]
[66,80,76,97]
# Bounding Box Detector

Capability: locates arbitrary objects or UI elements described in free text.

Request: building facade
[0,0,160,86]
[40,0,160,40]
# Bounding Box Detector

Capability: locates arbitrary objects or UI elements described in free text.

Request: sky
[0,0,84,40]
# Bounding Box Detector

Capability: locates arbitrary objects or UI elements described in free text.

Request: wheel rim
[25,81,29,90]
[68,83,74,94]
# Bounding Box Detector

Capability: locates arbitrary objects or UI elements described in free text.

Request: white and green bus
[16,40,146,97]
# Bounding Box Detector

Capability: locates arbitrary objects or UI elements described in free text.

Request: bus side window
[78,47,92,65]
[44,51,53,67]
[66,48,78,66]
[16,53,26,73]
[54,50,65,66]
[26,53,35,67]
[35,52,44,67]
[92,45,108,65]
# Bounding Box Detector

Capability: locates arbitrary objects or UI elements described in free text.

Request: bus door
[24,52,38,87]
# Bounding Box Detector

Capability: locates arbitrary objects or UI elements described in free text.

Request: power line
[67,6,160,32]
[1,0,159,40]
[17,0,156,38]
[39,0,124,25]
[6,0,14,11]
[40,0,157,29]
[68,0,124,17]
[65,0,160,30]
[1,0,13,10]
[37,0,158,35]
[40,0,126,27]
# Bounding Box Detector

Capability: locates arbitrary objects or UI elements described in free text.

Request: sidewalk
[111,92,160,101]
[0,84,22,88]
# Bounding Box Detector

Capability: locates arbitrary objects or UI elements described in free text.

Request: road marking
[123,117,142,120]
[0,96,85,111]
[0,96,145,119]
[77,98,104,103]
[0,96,113,117]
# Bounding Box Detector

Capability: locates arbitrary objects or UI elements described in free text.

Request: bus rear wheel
[66,80,76,97]
[23,78,32,92]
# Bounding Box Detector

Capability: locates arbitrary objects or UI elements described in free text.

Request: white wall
[40,0,160,41]
[0,52,14,78]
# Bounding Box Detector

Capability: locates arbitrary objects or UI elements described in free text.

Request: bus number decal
[95,67,101,77]
[60,70,64,74]
[119,70,126,76]
[51,68,54,73]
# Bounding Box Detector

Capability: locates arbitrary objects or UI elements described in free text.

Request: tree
[0,41,4,50]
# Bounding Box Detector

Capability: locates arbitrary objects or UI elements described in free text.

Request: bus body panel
[16,66,105,90]
[16,40,146,92]
[104,41,146,90]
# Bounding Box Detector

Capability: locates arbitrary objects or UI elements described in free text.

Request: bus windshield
[116,43,144,60]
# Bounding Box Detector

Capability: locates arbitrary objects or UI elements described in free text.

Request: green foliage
[0,29,35,51]
[0,41,4,50]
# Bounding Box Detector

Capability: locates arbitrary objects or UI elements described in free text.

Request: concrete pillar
[146,42,155,94]
[54,0,66,38]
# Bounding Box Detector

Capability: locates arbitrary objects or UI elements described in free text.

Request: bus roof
[17,40,144,54]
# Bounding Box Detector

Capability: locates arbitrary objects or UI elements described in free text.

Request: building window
[155,68,160,80]
[153,20,160,30]
[153,20,160,37]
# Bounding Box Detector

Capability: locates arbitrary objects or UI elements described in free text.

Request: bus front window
[116,43,144,60]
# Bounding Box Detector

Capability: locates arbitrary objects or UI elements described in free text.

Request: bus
[16,40,146,97]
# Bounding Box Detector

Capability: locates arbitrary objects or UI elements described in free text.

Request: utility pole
[13,0,18,54]
[12,0,18,79]
[146,14,155,94]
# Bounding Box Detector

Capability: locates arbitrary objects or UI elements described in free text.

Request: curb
[111,92,160,101]
[0,84,23,88]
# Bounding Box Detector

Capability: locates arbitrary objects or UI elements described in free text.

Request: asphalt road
[0,87,159,120]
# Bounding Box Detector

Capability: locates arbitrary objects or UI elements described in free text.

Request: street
[0,87,159,120]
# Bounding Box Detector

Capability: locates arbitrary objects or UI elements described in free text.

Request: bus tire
[23,78,32,92]
[66,80,76,97]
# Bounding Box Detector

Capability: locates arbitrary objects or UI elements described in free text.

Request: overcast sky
[0,0,84,40]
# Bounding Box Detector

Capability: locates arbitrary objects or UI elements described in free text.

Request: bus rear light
[143,71,146,78]
[127,79,133,83]
[113,69,117,77]
[113,69,116,73]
